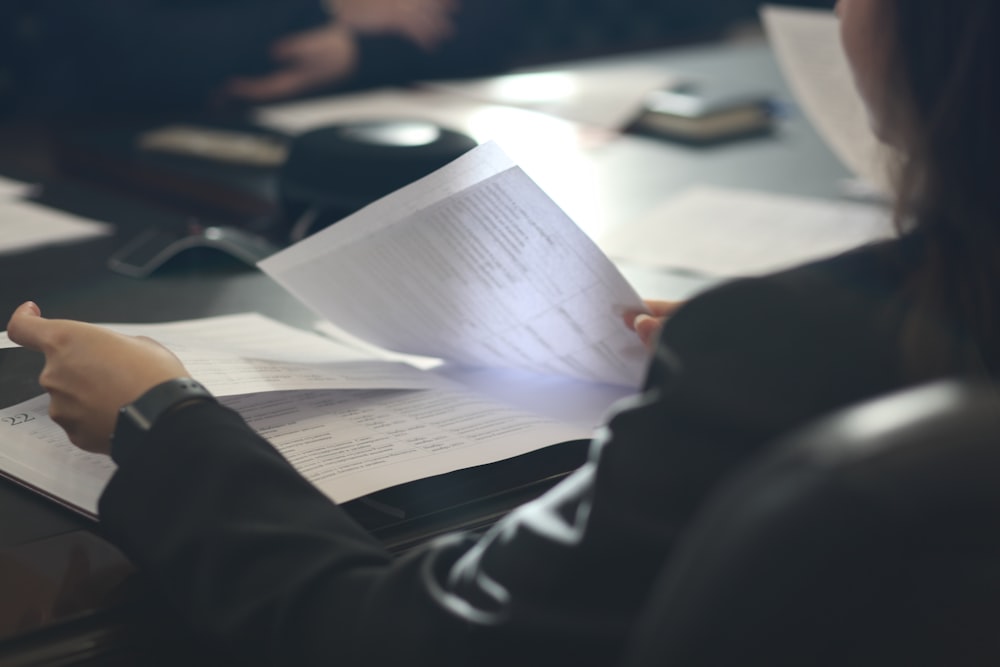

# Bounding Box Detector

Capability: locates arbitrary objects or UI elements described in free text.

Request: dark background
[0,0,836,116]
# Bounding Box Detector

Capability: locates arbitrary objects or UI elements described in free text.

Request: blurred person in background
[8,0,516,115]
[3,0,838,117]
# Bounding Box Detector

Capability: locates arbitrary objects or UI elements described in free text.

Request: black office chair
[621,380,1000,667]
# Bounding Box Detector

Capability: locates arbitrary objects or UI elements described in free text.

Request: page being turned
[261,143,648,388]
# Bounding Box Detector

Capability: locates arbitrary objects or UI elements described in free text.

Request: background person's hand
[328,0,458,50]
[6,302,189,454]
[225,0,458,102]
[224,23,359,102]
[626,300,684,351]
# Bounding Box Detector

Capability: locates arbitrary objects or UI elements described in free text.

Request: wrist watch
[111,377,215,465]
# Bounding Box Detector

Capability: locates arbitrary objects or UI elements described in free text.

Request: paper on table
[224,383,591,504]
[0,311,606,516]
[600,185,894,277]
[0,395,114,517]
[0,175,31,199]
[0,313,439,395]
[260,142,649,388]
[436,363,630,431]
[423,66,674,130]
[0,373,595,515]
[255,87,605,149]
[761,5,892,193]
[0,199,112,255]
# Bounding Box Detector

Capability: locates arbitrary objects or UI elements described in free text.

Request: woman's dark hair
[886,0,1000,378]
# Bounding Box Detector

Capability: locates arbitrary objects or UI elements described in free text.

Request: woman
[7,0,1000,664]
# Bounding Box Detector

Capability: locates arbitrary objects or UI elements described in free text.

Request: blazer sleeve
[97,273,903,667]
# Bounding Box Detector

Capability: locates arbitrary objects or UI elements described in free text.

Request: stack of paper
[0,175,112,255]
[0,143,646,517]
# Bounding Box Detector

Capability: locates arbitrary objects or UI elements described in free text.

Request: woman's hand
[626,300,684,351]
[6,302,189,455]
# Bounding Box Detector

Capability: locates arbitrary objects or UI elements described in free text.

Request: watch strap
[112,377,215,465]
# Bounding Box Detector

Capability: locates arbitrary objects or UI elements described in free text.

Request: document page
[0,395,114,517]
[0,175,31,199]
[424,66,675,130]
[260,142,649,388]
[0,198,112,255]
[0,376,594,515]
[224,382,592,504]
[600,185,894,277]
[761,5,892,193]
[104,313,437,395]
[0,313,438,396]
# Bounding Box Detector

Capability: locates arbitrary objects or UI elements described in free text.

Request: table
[0,36,851,665]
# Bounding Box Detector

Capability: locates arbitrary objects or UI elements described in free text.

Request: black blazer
[98,238,982,666]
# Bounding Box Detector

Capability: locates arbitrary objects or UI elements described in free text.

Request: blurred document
[0,199,112,254]
[761,5,891,193]
[260,142,648,388]
[0,175,30,199]
[424,66,674,130]
[256,87,604,156]
[600,185,894,277]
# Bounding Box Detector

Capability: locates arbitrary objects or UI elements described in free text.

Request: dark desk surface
[0,37,851,665]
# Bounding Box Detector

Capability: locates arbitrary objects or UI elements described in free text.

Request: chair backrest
[620,380,1000,667]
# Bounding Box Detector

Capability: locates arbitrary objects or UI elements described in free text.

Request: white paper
[0,313,437,396]
[103,313,373,364]
[313,319,444,371]
[224,383,592,503]
[423,65,674,130]
[761,5,892,193]
[0,312,351,357]
[260,142,649,388]
[0,376,598,515]
[436,364,631,431]
[600,185,894,277]
[0,148,642,517]
[256,87,602,147]
[0,395,114,516]
[0,175,31,199]
[0,199,112,255]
